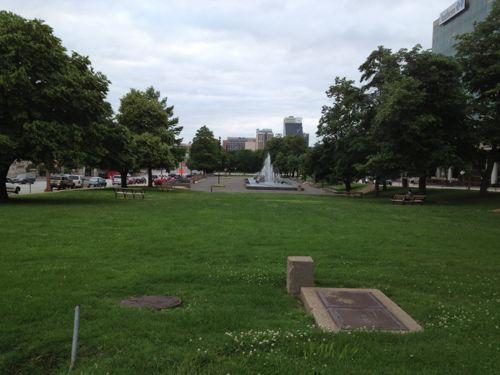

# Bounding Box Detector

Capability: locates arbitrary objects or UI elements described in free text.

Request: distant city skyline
[3,0,456,144]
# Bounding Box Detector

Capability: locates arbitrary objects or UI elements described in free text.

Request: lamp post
[218,136,221,185]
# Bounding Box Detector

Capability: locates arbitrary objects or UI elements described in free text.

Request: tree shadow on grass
[1,191,122,206]
[365,187,500,207]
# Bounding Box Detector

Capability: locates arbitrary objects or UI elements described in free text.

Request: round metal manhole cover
[120,295,182,310]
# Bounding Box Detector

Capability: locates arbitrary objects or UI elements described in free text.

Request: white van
[69,175,84,188]
[112,175,122,186]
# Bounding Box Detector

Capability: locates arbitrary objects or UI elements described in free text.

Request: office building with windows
[256,129,274,150]
[223,137,249,151]
[432,0,494,56]
[283,116,309,146]
[283,116,303,137]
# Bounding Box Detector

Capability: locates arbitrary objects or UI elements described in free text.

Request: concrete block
[287,256,314,295]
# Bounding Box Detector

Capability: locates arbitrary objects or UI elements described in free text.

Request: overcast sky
[2,0,454,144]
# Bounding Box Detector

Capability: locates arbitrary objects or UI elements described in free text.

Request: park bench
[114,188,144,199]
[411,195,426,205]
[391,194,426,205]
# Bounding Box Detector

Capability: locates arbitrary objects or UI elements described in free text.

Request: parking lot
[11,178,113,195]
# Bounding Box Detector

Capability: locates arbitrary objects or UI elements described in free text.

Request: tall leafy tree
[317,77,372,191]
[303,142,336,183]
[97,122,137,179]
[0,12,111,200]
[116,87,178,187]
[265,135,307,177]
[225,150,265,174]
[188,126,220,173]
[360,46,468,193]
[456,1,500,193]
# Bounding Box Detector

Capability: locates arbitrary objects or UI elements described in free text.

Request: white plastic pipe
[69,305,80,370]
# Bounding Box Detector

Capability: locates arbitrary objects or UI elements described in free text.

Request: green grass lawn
[333,182,366,191]
[1,189,499,374]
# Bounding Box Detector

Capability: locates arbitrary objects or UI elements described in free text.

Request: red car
[154,176,174,185]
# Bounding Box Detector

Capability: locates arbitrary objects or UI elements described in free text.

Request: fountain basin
[246,153,300,191]
[245,178,299,191]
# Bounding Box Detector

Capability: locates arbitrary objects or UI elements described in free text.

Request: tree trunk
[418,175,427,194]
[0,165,10,201]
[120,171,128,188]
[344,179,351,192]
[479,158,495,195]
[148,167,153,188]
[44,170,52,192]
[374,178,380,197]
[402,178,408,189]
[382,179,387,191]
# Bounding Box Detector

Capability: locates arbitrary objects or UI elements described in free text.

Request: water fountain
[245,153,298,190]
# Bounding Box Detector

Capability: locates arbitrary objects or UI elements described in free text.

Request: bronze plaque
[317,290,408,331]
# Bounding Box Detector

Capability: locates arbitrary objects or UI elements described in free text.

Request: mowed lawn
[0,188,499,374]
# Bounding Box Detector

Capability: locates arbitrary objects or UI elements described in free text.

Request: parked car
[128,176,146,185]
[112,175,122,186]
[86,177,107,188]
[50,175,75,190]
[154,176,174,185]
[68,174,85,188]
[14,173,36,184]
[6,178,21,194]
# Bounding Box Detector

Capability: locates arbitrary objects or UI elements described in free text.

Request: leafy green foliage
[0,11,111,199]
[315,77,372,190]
[224,149,265,173]
[188,126,221,173]
[315,46,468,194]
[361,46,468,193]
[265,135,307,177]
[116,86,179,186]
[456,1,500,193]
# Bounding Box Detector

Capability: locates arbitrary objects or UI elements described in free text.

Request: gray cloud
[1,0,454,143]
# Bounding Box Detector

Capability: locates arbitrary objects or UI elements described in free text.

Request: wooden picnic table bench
[392,194,426,205]
[156,182,175,192]
[114,188,145,199]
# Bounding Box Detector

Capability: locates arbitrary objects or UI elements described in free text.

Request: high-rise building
[245,138,257,151]
[283,116,309,146]
[224,137,248,151]
[432,0,498,185]
[283,116,303,137]
[432,0,494,56]
[256,129,274,150]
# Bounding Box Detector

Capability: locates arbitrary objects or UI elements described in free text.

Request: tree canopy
[456,1,500,193]
[116,87,180,186]
[0,11,112,199]
[314,45,468,194]
[316,77,372,191]
[188,126,221,173]
[265,135,307,177]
